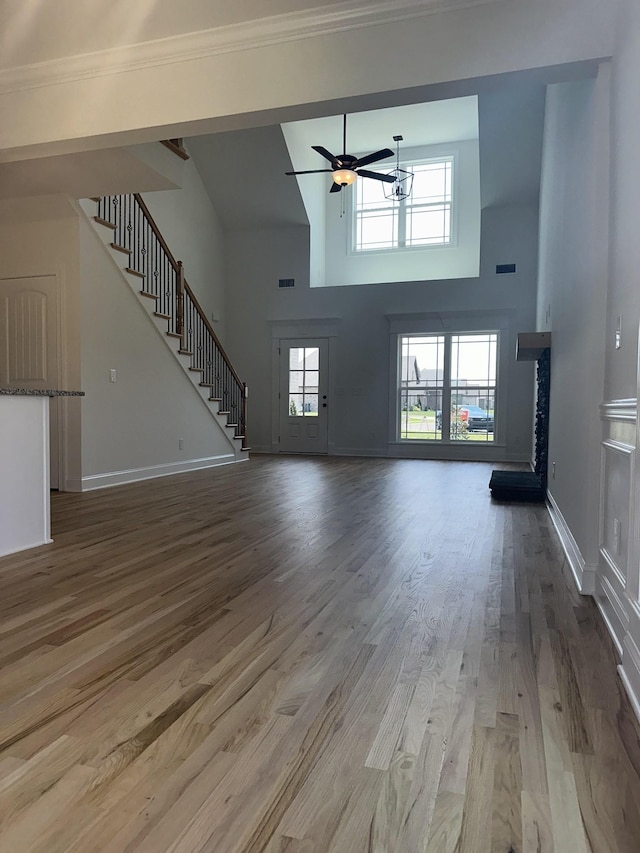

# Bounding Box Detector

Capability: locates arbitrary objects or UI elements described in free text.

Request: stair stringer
[77,198,248,462]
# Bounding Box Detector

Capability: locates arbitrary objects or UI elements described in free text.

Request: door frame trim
[270,319,339,454]
[0,273,65,489]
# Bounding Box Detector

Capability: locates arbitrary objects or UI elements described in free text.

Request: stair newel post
[176,260,185,347]
[242,383,248,449]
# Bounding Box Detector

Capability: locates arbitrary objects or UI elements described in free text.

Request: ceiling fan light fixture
[332,168,357,186]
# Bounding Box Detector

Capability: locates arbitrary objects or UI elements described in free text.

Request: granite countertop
[0,388,84,397]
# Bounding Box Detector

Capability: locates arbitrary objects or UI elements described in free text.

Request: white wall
[140,158,227,343]
[535,0,640,722]
[600,0,640,719]
[79,213,236,488]
[0,0,614,159]
[536,72,609,590]
[225,202,538,460]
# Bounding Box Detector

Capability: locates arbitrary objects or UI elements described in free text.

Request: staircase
[86,193,248,456]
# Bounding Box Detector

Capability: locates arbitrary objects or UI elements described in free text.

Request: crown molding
[0,0,504,95]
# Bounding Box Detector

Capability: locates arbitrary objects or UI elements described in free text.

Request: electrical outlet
[178,438,184,450]
[615,315,622,349]
[109,368,117,383]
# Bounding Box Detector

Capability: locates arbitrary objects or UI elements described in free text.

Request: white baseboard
[618,665,640,724]
[62,478,84,492]
[81,453,244,491]
[546,492,596,595]
[334,446,389,458]
[594,588,625,658]
[0,537,53,558]
[619,632,640,725]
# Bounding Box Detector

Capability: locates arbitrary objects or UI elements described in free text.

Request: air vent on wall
[496,263,516,274]
[278,279,295,288]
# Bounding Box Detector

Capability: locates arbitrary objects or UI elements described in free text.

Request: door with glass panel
[279,339,328,454]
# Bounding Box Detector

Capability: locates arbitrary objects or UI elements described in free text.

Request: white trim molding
[0,0,506,95]
[80,453,243,491]
[619,632,640,725]
[547,491,596,595]
[600,398,637,422]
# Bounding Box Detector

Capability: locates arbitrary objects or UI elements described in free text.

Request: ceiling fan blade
[285,169,334,175]
[357,169,397,183]
[312,145,338,165]
[353,148,394,169]
[329,182,342,194]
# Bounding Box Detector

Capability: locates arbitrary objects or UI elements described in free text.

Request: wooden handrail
[160,139,190,161]
[183,281,244,390]
[132,193,180,272]
[129,195,239,382]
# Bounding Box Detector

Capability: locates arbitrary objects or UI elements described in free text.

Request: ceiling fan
[285,114,397,193]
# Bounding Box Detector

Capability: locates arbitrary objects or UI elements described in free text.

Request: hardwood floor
[0,455,639,852]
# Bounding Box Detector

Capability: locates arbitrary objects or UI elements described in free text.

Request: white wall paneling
[597,397,640,717]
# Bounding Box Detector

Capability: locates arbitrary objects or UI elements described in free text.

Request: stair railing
[96,194,247,447]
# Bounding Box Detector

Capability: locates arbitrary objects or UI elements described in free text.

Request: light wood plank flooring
[0,455,639,852]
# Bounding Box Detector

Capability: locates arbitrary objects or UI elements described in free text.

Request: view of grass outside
[398,332,497,442]
[400,408,495,441]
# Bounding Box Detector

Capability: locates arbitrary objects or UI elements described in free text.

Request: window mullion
[398,197,406,248]
[442,333,452,441]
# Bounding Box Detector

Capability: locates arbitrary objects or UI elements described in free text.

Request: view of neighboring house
[418,367,444,411]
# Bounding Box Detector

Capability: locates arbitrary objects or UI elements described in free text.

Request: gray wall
[222,89,543,460]
[536,72,609,573]
[79,212,237,488]
[225,202,538,459]
[141,158,228,343]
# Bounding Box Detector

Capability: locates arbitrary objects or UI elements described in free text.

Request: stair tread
[125,267,145,279]
[139,290,158,300]
[189,367,204,373]
[94,216,117,230]
[166,332,182,338]
[178,350,193,356]
[154,312,171,319]
[110,243,130,254]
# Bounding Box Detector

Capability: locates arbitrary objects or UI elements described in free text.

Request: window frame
[350,154,456,256]
[395,330,499,445]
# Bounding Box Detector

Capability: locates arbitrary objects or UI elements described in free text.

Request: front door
[279,339,329,454]
[0,276,60,489]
